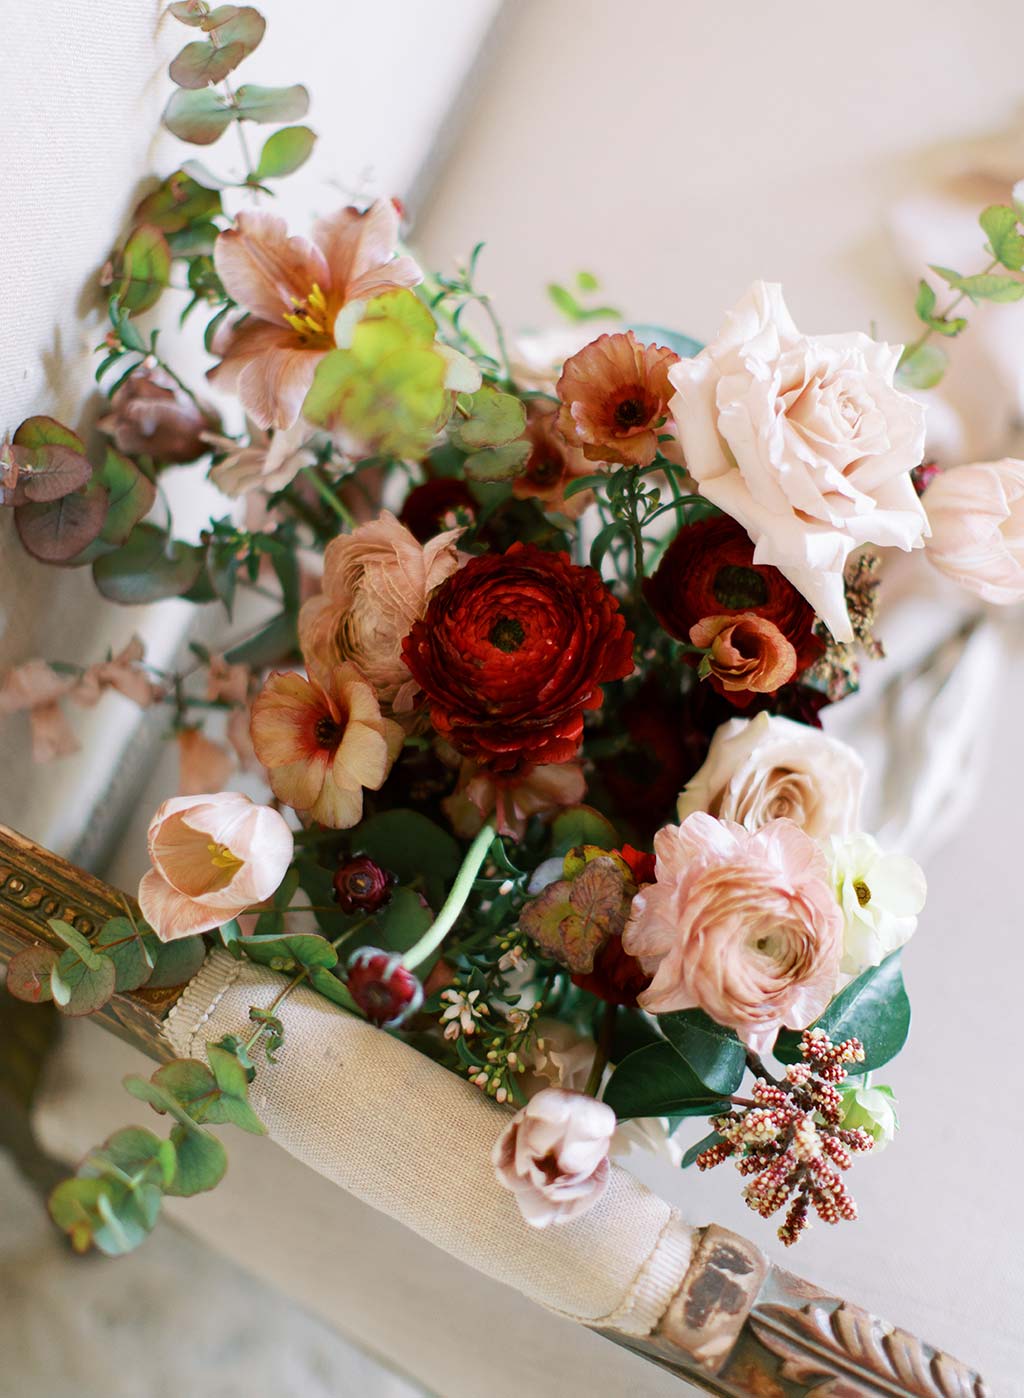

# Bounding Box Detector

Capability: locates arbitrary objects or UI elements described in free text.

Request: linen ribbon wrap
[162,949,695,1334]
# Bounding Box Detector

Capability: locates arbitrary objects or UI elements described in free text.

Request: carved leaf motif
[750,1303,990,1398]
[519,856,627,973]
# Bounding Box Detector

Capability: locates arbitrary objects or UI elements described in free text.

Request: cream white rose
[669,282,928,640]
[677,712,864,839]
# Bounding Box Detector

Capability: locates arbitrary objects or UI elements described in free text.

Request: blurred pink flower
[0,659,78,761]
[177,727,234,796]
[207,419,317,498]
[139,791,294,941]
[492,1086,615,1227]
[923,458,1024,604]
[443,759,585,839]
[623,812,842,1053]
[209,201,421,430]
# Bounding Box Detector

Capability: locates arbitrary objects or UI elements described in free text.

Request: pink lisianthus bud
[332,856,393,914]
[923,458,1024,604]
[346,948,423,1027]
[491,1086,615,1228]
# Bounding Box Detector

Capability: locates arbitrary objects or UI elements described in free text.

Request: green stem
[402,823,497,972]
[584,1002,617,1098]
[902,255,999,361]
[241,920,371,1055]
[301,466,357,529]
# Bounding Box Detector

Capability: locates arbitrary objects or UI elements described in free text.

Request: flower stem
[401,823,497,972]
[301,466,357,529]
[902,256,999,361]
[744,1050,781,1087]
[584,1002,617,1098]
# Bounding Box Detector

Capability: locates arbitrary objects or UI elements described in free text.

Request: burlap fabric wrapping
[162,949,695,1333]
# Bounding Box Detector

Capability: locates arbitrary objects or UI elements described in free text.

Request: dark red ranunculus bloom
[644,514,822,705]
[399,477,477,543]
[402,542,635,773]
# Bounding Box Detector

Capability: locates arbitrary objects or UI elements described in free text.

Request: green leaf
[980,204,1024,271]
[81,1126,176,1192]
[6,945,58,1003]
[626,323,704,359]
[930,265,1024,303]
[168,1,211,22]
[308,966,360,1012]
[146,934,206,990]
[205,1043,266,1135]
[13,416,84,453]
[576,271,599,292]
[561,472,608,502]
[589,518,629,572]
[166,1123,227,1196]
[223,610,298,667]
[680,1128,725,1169]
[48,919,103,969]
[241,933,338,972]
[450,386,527,452]
[93,917,157,993]
[93,523,205,604]
[51,948,117,1017]
[896,342,948,391]
[15,487,107,564]
[658,1010,747,1095]
[603,1041,731,1121]
[68,448,157,564]
[48,1176,158,1257]
[163,86,233,145]
[550,805,619,856]
[169,37,250,89]
[133,171,222,232]
[365,887,433,957]
[110,225,172,315]
[357,810,460,891]
[233,83,310,124]
[463,440,531,482]
[913,279,967,337]
[255,125,316,179]
[773,951,910,1073]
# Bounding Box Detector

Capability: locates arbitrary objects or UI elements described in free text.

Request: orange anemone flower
[209,200,421,431]
[250,662,404,828]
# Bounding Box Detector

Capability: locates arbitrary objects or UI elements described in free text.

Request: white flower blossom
[827,833,926,976]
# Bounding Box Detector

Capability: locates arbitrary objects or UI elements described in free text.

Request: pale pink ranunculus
[669,282,928,641]
[209,201,421,431]
[491,1086,615,1228]
[923,458,1024,604]
[622,812,843,1053]
[677,712,864,840]
[298,510,463,714]
[138,792,294,942]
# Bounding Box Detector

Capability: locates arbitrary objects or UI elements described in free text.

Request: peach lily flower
[250,662,404,828]
[138,791,294,942]
[209,200,422,431]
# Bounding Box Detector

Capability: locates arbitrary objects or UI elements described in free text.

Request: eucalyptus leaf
[255,125,316,179]
[146,934,207,989]
[450,386,527,452]
[233,83,310,124]
[6,945,58,1003]
[896,342,947,391]
[48,919,103,969]
[169,38,249,89]
[462,440,531,482]
[165,1123,227,1197]
[15,486,107,564]
[93,523,205,604]
[930,265,1024,303]
[626,323,704,359]
[110,225,172,315]
[93,917,157,992]
[163,86,233,145]
[51,949,117,1017]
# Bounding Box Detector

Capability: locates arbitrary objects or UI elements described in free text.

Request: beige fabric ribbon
[162,949,694,1335]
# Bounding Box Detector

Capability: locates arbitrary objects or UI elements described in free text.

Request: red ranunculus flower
[644,514,822,705]
[402,542,635,773]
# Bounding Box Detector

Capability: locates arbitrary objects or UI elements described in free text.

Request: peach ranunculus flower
[689,613,797,697]
[250,661,403,828]
[922,458,1024,604]
[491,1086,616,1227]
[298,510,463,715]
[556,330,679,467]
[669,282,928,641]
[208,201,421,431]
[138,791,294,942]
[512,402,598,519]
[677,711,864,840]
[623,813,843,1052]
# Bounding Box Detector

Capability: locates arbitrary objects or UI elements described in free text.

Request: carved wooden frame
[0,823,992,1396]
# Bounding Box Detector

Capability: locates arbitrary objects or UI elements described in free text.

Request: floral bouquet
[4,0,1023,1263]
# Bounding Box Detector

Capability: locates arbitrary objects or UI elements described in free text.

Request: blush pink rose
[622,812,842,1053]
[139,792,294,942]
[491,1087,615,1228]
[923,458,1024,604]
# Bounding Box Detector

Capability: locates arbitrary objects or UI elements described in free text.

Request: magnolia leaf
[659,1009,747,1095]
[93,523,205,604]
[462,440,531,482]
[773,951,910,1073]
[255,125,316,179]
[520,856,627,973]
[604,1041,731,1121]
[896,342,947,391]
[233,83,310,124]
[450,386,527,451]
[145,934,206,989]
[163,86,233,144]
[133,170,222,231]
[930,264,1024,304]
[169,38,249,88]
[980,204,1024,271]
[51,948,117,1017]
[110,224,172,315]
[6,945,59,1003]
[93,917,158,993]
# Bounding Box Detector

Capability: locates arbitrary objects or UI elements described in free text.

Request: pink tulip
[492,1087,615,1228]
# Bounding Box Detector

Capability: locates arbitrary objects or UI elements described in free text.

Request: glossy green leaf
[110,225,172,315]
[680,1128,725,1169]
[163,86,233,145]
[255,125,316,179]
[356,809,460,906]
[773,951,911,1073]
[365,887,432,957]
[233,83,310,124]
[603,1041,731,1121]
[93,523,205,604]
[659,1009,747,1095]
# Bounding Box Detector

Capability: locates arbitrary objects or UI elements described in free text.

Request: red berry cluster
[697,1028,874,1247]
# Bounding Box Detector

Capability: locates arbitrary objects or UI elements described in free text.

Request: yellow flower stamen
[282,282,332,343]
[208,841,243,873]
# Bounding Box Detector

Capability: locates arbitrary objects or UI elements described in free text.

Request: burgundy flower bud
[910,460,940,497]
[346,948,423,1027]
[332,856,393,914]
[98,366,219,465]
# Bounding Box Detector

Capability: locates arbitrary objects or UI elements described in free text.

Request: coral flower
[513,402,597,518]
[250,662,403,828]
[690,613,797,698]
[138,791,294,942]
[556,331,679,467]
[209,201,421,430]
